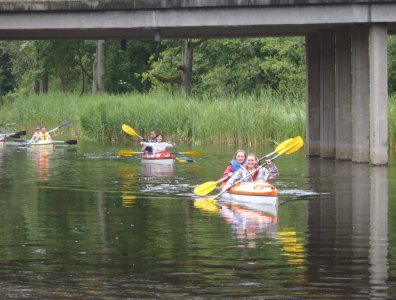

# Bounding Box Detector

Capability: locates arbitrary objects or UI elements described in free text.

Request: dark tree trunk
[92,40,105,95]
[180,39,193,95]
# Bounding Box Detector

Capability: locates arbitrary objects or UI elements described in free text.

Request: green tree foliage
[388,35,396,95]
[148,37,306,97]
[104,40,162,93]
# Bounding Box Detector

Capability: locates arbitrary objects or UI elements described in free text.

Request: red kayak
[141,151,175,165]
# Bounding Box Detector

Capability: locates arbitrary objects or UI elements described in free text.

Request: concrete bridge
[1,0,395,164]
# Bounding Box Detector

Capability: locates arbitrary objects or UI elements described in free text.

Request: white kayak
[220,181,279,206]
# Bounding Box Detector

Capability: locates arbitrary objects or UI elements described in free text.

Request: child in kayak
[221,149,247,183]
[222,153,279,192]
[140,133,175,153]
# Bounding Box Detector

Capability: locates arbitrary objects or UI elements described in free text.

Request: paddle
[194,177,228,196]
[206,136,304,201]
[54,140,77,145]
[121,124,145,140]
[118,149,194,163]
[118,150,143,156]
[3,130,27,138]
[193,137,296,197]
[48,121,71,134]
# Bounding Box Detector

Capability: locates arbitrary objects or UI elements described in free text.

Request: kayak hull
[29,140,55,146]
[141,151,175,165]
[220,181,279,206]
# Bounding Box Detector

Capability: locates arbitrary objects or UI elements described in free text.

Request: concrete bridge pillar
[307,25,389,164]
[351,26,370,163]
[369,24,388,166]
[335,28,352,160]
[319,31,336,158]
[306,34,321,157]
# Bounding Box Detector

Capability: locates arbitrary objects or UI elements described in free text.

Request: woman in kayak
[222,153,279,192]
[221,149,247,183]
[140,133,175,153]
[30,126,41,141]
[35,127,52,141]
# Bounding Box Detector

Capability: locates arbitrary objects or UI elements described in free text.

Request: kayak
[220,181,279,206]
[29,140,55,146]
[141,151,175,165]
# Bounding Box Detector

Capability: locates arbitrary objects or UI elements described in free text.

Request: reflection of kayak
[221,181,278,206]
[141,151,175,165]
[141,162,174,177]
[29,140,55,146]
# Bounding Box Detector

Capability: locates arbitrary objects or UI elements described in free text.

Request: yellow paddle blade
[279,136,304,155]
[285,136,303,152]
[274,138,294,153]
[118,150,142,156]
[122,124,138,137]
[194,199,219,214]
[194,181,220,196]
[175,150,204,156]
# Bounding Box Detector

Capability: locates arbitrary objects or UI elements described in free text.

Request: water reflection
[119,166,138,207]
[140,162,174,177]
[220,201,278,248]
[30,145,54,181]
[306,158,388,297]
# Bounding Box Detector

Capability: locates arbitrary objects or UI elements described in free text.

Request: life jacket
[230,159,244,173]
[39,132,50,140]
[244,165,260,181]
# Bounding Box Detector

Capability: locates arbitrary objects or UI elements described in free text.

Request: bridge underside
[0,1,394,164]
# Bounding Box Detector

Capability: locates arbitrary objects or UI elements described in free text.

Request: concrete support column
[351,26,370,163]
[320,31,336,158]
[369,24,388,165]
[306,34,321,157]
[335,29,352,160]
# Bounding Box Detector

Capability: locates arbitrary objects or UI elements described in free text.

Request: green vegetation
[0,90,305,145]
[0,36,396,148]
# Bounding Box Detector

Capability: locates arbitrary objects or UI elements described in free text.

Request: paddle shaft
[213,151,286,200]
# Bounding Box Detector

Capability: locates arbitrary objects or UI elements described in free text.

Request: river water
[0,141,395,299]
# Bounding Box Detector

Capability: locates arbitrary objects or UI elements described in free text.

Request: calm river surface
[0,141,395,299]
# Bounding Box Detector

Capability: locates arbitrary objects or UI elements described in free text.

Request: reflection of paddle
[206,136,304,201]
[173,150,204,156]
[193,137,298,197]
[48,121,71,134]
[54,140,77,145]
[194,198,219,214]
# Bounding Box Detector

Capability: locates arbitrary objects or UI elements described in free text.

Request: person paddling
[34,127,52,141]
[222,153,279,192]
[141,130,157,154]
[140,133,175,154]
[221,149,247,183]
[31,126,41,141]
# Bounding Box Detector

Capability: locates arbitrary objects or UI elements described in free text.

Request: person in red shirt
[221,149,247,183]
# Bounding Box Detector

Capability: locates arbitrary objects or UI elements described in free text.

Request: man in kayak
[221,149,247,183]
[140,133,175,153]
[34,127,52,141]
[222,153,279,192]
[141,130,157,154]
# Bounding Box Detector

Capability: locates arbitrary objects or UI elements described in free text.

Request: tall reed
[0,90,308,145]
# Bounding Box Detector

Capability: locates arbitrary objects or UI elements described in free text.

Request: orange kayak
[221,181,279,206]
[141,151,175,165]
